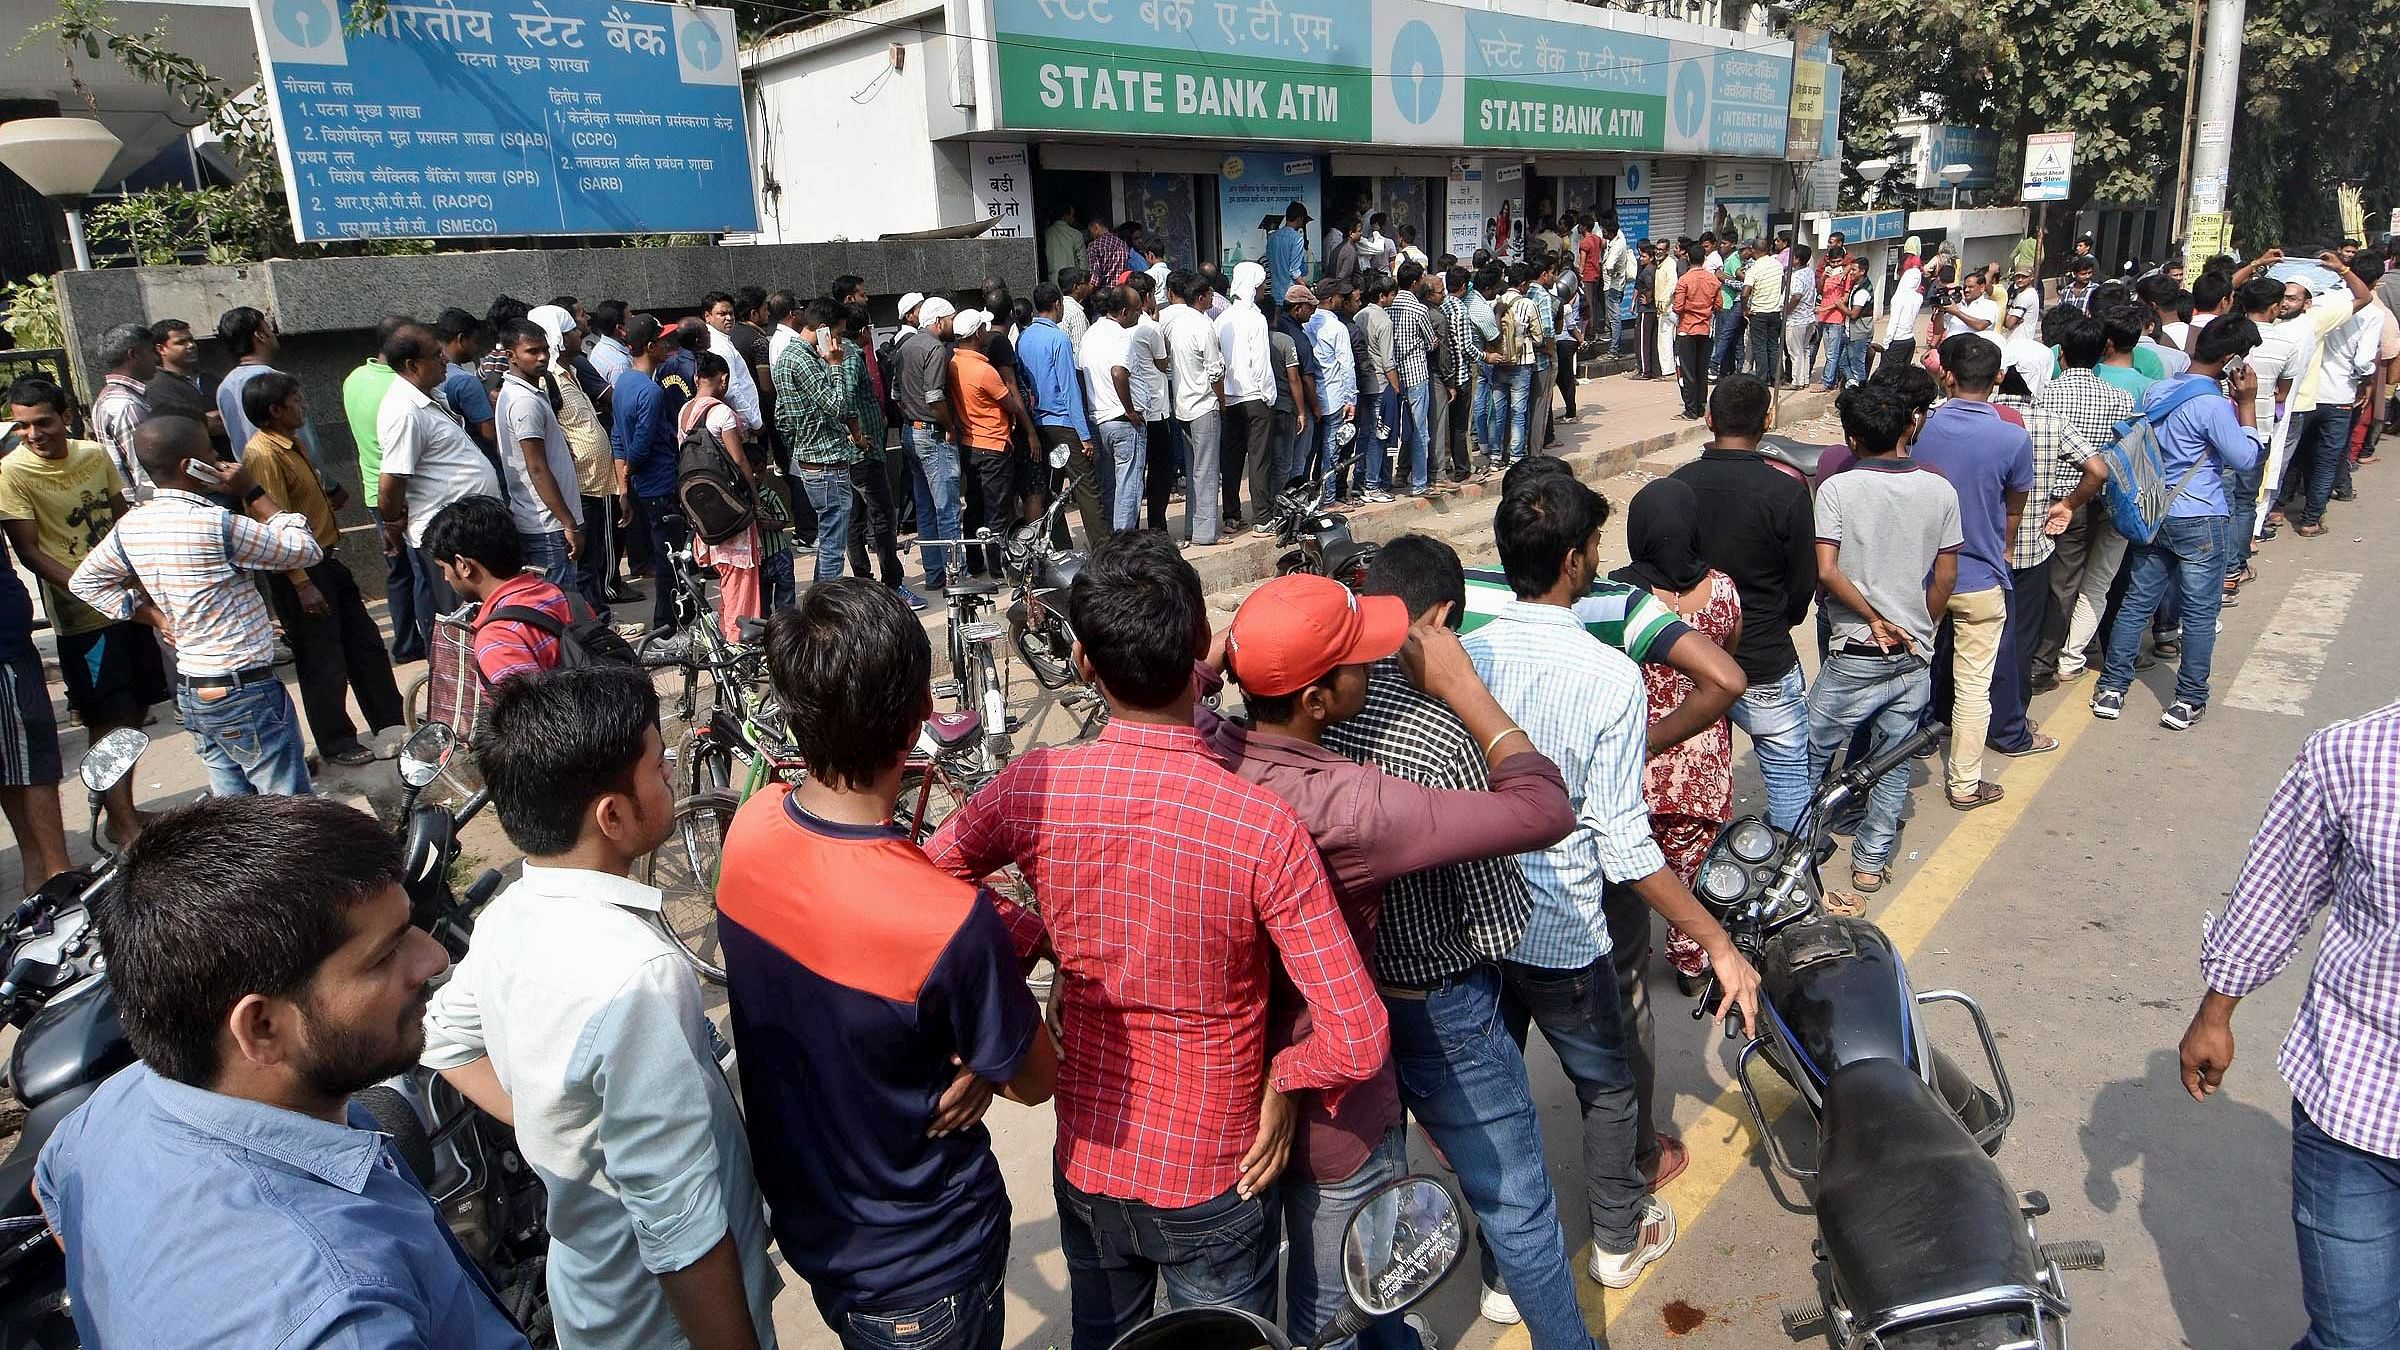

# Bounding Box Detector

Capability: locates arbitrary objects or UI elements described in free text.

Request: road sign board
[2021,131,2074,203]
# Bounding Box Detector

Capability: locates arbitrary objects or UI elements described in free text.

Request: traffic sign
[2021,131,2074,203]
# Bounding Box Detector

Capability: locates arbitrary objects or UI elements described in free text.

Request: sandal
[1851,867,1885,893]
[1995,734,2061,757]
[1823,889,1869,917]
[329,744,377,767]
[1948,782,2007,811]
[2297,522,2328,537]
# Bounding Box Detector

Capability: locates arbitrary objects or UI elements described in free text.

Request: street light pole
[2168,0,2203,243]
[0,118,123,272]
[2184,0,2246,264]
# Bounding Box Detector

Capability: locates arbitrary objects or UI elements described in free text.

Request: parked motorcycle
[1273,451,1379,588]
[1689,725,2102,1348]
[1108,1174,1464,1350]
[1003,443,1106,740]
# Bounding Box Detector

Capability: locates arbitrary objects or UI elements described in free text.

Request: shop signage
[992,0,1792,157]
[1783,26,1828,161]
[970,143,1032,237]
[2021,130,2074,203]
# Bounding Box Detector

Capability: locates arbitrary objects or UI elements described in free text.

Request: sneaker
[2091,688,2125,720]
[1590,1196,1677,1288]
[370,726,409,761]
[1364,489,1396,503]
[895,585,930,613]
[1252,520,1275,536]
[1405,1313,1439,1350]
[2161,700,2203,731]
[1477,1283,1522,1326]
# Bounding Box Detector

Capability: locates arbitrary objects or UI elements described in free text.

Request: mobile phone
[184,457,226,487]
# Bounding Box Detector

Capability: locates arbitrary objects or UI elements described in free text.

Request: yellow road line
[1488,692,2101,1343]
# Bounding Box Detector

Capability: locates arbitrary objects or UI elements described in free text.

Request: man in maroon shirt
[926,530,1386,1350]
[1202,573,1573,1350]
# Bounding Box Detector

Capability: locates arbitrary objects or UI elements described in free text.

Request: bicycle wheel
[679,725,735,800]
[402,672,432,730]
[641,789,739,984]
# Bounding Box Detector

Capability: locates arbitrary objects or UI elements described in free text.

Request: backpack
[874,332,905,430]
[674,396,757,545]
[2098,375,2222,546]
[481,596,639,672]
[1492,294,1526,364]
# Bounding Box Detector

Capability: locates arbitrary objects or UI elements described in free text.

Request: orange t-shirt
[949,347,1013,453]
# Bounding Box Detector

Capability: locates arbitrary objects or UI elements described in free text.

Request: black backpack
[480,597,639,672]
[674,397,757,545]
[874,332,905,431]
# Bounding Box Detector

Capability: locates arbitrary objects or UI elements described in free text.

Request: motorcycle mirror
[1334,1176,1465,1327]
[1049,443,1073,469]
[398,722,457,789]
[79,728,149,796]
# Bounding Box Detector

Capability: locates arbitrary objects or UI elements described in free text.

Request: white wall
[745,9,979,243]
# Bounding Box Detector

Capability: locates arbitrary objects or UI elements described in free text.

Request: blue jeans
[837,1245,1007,1350]
[1398,379,1433,493]
[1498,958,1647,1253]
[1054,1171,1280,1350]
[1478,364,1532,464]
[1366,385,1401,492]
[2301,405,2356,526]
[2099,513,2230,708]
[1386,967,1594,1350]
[1840,326,1872,385]
[901,424,964,587]
[2228,457,2267,570]
[1284,1125,1413,1350]
[1817,322,1849,388]
[1731,662,1812,831]
[1312,409,1352,504]
[1709,308,1742,377]
[519,530,573,589]
[1099,420,1144,532]
[795,466,853,583]
[178,679,312,797]
[2292,1100,2400,1350]
[1805,652,1931,873]
[1603,288,1626,353]
[385,544,427,662]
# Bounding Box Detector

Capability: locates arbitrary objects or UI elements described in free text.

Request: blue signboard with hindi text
[252,0,756,241]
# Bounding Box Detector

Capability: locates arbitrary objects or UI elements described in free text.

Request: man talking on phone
[69,416,325,796]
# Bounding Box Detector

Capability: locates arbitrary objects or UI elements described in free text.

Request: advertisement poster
[1219,148,1322,269]
[1706,163,1769,244]
[1445,158,1485,258]
[1381,175,1429,250]
[1616,198,1651,247]
[1125,172,1198,269]
[969,142,1031,238]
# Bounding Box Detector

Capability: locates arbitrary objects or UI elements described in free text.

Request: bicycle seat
[923,711,983,748]
[946,578,1001,597]
[737,616,771,644]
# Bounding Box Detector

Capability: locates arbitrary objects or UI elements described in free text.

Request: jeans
[1989,558,2051,752]
[837,1246,1007,1350]
[1497,957,1648,1253]
[1385,968,1593,1350]
[1602,883,1660,1172]
[406,542,462,642]
[2300,405,2357,526]
[794,466,854,584]
[178,679,312,797]
[1099,420,1145,532]
[965,450,1021,574]
[1275,409,1306,493]
[385,543,428,662]
[2291,1100,2400,1350]
[1806,653,1932,873]
[2227,455,2267,571]
[1730,663,1811,831]
[639,495,689,633]
[901,424,965,587]
[265,558,404,756]
[1041,425,1113,550]
[1284,1125,1413,1350]
[848,457,906,585]
[1604,288,1626,353]
[1747,312,1782,384]
[576,493,615,619]
[1398,379,1433,493]
[1312,409,1353,504]
[1478,364,1532,464]
[2100,513,2231,708]
[1529,356,1555,451]
[1674,333,1711,418]
[1841,326,1872,385]
[1817,322,1849,388]
[1181,411,1225,543]
[1709,308,1742,377]
[1053,1172,1280,1350]
[519,530,573,589]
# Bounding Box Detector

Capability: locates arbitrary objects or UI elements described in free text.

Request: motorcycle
[1689,725,2102,1348]
[1002,443,1107,741]
[1108,1174,1464,1350]
[1273,449,1379,589]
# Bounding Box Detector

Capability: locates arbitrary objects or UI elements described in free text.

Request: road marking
[1487,694,2100,1343]
[2225,570,2363,715]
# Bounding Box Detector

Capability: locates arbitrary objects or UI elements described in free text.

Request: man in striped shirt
[70,416,320,797]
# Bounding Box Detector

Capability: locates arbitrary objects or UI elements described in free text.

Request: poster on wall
[1705,163,1769,245]
[1125,173,1198,269]
[1381,177,1429,252]
[970,142,1032,238]
[1219,148,1322,269]
[1446,159,1485,258]
[1616,199,1651,246]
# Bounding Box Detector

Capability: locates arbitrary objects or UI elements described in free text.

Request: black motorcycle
[1273,448,1378,588]
[1003,442,1107,740]
[1689,725,2102,1348]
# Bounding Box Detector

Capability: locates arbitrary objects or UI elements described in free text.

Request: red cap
[1226,574,1409,697]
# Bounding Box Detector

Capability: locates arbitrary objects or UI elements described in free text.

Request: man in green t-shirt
[342,318,427,663]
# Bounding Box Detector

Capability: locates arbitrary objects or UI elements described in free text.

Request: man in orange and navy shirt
[717,578,1055,1350]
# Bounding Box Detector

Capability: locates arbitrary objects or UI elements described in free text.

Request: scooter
[1688,726,2102,1348]
[1273,447,1379,588]
[1108,1175,1464,1350]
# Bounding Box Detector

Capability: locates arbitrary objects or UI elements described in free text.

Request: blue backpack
[2098,375,2221,546]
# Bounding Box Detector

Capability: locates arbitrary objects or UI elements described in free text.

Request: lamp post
[0,118,124,271]
[1857,157,1892,209]
[1940,162,1972,210]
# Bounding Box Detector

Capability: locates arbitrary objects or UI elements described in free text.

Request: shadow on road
[2080,1047,2304,1349]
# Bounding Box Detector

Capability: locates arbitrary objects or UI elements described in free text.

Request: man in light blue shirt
[36,795,528,1350]
[1017,285,1109,547]
[1463,470,1761,1294]
[1268,202,1311,295]
[2094,317,2264,730]
[1302,284,1357,507]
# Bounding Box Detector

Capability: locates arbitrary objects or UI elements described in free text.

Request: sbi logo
[682,18,724,70]
[272,0,337,48]
[1672,60,1707,139]
[1624,163,1643,193]
[1391,21,1444,125]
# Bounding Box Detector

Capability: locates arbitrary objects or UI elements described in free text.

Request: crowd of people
[5,216,2399,1350]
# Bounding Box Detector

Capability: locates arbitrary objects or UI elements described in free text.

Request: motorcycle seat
[945,578,1001,597]
[1815,1058,2038,1321]
[0,1079,100,1220]
[922,711,983,749]
[737,616,771,644]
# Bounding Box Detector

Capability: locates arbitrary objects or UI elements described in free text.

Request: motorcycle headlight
[1726,819,1776,864]
[1700,858,1750,906]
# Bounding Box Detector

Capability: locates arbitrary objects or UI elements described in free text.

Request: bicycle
[914,532,1020,773]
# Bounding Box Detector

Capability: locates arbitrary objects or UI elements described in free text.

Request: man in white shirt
[376,323,502,614]
[1937,271,2002,349]
[493,321,585,588]
[2003,267,2041,337]
[701,292,765,434]
[1122,274,1173,531]
[1079,287,1144,531]
[1882,267,1926,374]
[1782,245,1820,389]
[1214,261,1277,536]
[1160,271,1229,545]
[2272,251,2377,534]
[424,667,781,1350]
[2297,299,2385,527]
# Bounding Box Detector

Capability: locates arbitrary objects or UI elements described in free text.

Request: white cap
[916,296,955,325]
[897,291,925,321]
[953,308,991,337]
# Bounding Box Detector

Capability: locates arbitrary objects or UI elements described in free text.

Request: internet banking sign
[253,0,755,241]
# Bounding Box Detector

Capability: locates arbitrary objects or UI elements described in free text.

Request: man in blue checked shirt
[1463,470,1761,1299]
[1018,284,1109,549]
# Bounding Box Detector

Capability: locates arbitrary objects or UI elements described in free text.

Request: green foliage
[0,275,64,351]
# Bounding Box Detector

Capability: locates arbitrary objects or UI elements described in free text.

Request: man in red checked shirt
[420,495,572,687]
[926,530,1388,1350]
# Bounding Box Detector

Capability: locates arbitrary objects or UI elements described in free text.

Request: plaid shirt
[1087,231,1130,290]
[1995,395,2094,568]
[1465,601,1666,969]
[925,720,1387,1207]
[1389,291,1435,389]
[1437,295,1474,385]
[88,374,153,501]
[2202,700,2400,1157]
[773,339,858,466]
[2035,370,2134,485]
[68,488,320,676]
[1323,660,1535,985]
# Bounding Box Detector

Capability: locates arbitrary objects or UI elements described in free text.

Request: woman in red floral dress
[1611,479,1741,984]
